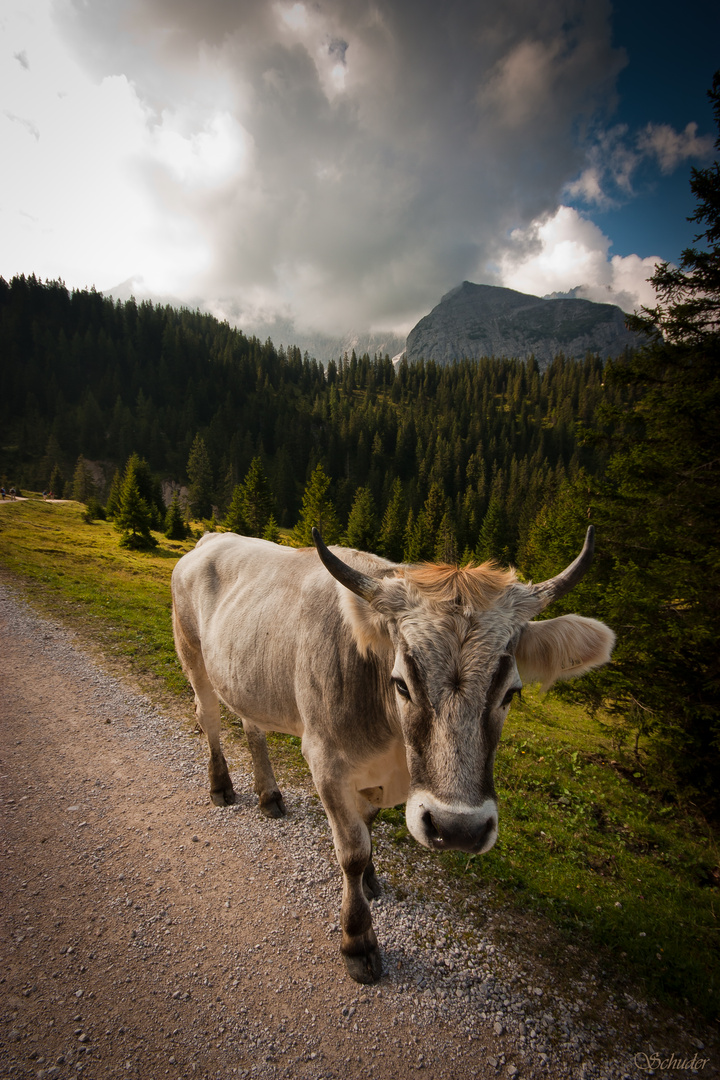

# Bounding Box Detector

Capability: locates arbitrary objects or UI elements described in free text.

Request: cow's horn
[312,528,378,602]
[531,525,595,608]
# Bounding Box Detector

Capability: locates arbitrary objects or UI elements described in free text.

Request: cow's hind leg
[194,672,235,806]
[243,721,286,819]
[173,610,234,806]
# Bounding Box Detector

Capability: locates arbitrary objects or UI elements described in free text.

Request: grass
[450,705,719,1014]
[0,496,194,695]
[1,496,718,1022]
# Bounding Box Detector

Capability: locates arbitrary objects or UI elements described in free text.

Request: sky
[1,0,718,340]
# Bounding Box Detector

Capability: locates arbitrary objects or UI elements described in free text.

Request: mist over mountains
[104,278,643,368]
[102,279,405,366]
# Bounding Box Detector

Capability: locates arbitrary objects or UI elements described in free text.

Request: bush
[83,497,106,523]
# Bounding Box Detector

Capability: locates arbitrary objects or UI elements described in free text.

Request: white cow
[171,527,614,982]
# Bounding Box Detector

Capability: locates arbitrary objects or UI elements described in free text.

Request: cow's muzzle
[405,793,498,854]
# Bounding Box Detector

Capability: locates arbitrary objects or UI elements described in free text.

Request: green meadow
[0,496,717,1021]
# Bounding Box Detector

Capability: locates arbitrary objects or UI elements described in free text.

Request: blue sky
[589,0,718,262]
[1,1,717,338]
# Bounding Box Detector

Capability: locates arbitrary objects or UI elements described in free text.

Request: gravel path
[0,580,715,1080]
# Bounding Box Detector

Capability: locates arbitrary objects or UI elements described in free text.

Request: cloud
[499,205,660,312]
[637,121,714,174]
[4,111,40,140]
[8,0,696,335]
[563,125,639,208]
[565,120,714,208]
[7,0,620,333]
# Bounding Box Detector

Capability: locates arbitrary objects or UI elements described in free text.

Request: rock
[404,281,645,369]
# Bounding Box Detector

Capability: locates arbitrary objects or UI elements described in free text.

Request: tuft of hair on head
[400,560,518,610]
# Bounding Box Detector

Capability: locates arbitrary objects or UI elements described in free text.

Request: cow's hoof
[210,786,235,807]
[362,867,382,900]
[259,792,287,819]
[343,946,383,984]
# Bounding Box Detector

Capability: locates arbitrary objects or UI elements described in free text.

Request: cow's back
[171,535,389,739]
[172,533,319,636]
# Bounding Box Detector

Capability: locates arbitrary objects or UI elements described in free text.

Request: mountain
[404,281,645,368]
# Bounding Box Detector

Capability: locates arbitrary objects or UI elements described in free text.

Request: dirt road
[0,581,714,1080]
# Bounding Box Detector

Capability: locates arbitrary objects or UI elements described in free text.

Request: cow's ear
[515,615,615,690]
[337,589,393,659]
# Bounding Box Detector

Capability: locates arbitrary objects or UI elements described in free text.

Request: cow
[171,526,614,983]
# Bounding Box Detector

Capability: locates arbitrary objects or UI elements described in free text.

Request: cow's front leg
[312,770,382,984]
[357,791,382,900]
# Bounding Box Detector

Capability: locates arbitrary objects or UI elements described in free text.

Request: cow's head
[312,527,614,856]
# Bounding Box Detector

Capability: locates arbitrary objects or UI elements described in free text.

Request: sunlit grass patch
[440,703,719,1016]
[0,496,194,694]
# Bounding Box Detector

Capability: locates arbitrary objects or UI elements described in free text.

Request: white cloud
[499,205,660,312]
[148,110,252,190]
[637,121,714,174]
[566,119,714,208]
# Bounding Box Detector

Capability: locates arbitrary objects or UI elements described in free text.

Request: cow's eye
[392,676,411,700]
[500,686,521,709]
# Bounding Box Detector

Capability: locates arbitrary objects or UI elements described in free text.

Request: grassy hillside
[0,496,717,1021]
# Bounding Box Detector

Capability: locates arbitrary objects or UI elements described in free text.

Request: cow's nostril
[475,817,494,850]
[421,809,442,844]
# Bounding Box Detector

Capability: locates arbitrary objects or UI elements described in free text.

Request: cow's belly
[216,684,305,738]
[351,741,410,809]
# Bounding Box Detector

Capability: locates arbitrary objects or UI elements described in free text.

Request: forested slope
[0,273,626,563]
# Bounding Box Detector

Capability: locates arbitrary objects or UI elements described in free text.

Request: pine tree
[225,485,247,534]
[116,469,157,550]
[404,483,449,562]
[422,482,449,556]
[475,496,509,563]
[164,492,188,540]
[105,468,123,519]
[48,463,64,499]
[240,456,274,537]
[262,514,280,544]
[402,508,417,562]
[291,463,341,546]
[187,433,213,520]
[72,455,96,504]
[345,486,378,551]
[434,511,458,564]
[378,478,406,562]
[116,453,164,527]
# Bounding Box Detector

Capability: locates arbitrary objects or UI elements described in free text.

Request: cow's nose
[422,806,497,853]
[406,792,499,853]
